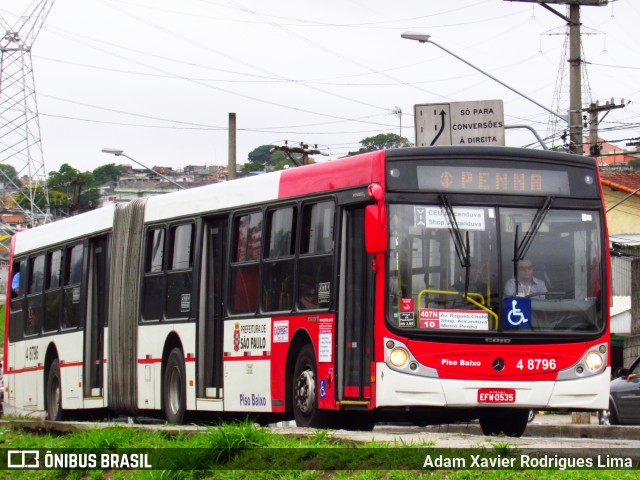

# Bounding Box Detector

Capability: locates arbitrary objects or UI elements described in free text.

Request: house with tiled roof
[585,137,638,168]
[600,172,640,234]
[599,171,640,367]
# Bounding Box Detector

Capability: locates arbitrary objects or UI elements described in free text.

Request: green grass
[0,420,637,479]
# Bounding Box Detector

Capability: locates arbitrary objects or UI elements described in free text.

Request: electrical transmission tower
[0,0,55,227]
[545,26,594,151]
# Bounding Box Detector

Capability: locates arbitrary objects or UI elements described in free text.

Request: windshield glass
[387,204,604,335]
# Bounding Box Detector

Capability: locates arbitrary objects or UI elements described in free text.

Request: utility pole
[272,143,324,166]
[568,3,582,154]
[506,1,609,154]
[584,100,627,157]
[228,113,237,180]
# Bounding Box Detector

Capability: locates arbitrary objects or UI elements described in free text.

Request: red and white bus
[3,146,609,436]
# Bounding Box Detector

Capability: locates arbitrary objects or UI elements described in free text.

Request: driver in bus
[504,258,547,298]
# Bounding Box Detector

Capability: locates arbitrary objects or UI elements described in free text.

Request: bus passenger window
[8,260,25,342]
[11,266,21,298]
[63,244,83,329]
[230,212,262,315]
[26,254,45,336]
[170,224,193,270]
[166,224,194,319]
[297,201,334,311]
[301,201,334,254]
[263,207,295,312]
[143,228,165,321]
[44,250,63,332]
[145,229,165,273]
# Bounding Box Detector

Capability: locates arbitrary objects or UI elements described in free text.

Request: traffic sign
[414,100,505,147]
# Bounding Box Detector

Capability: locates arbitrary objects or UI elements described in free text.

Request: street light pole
[400,32,567,124]
[101,148,185,190]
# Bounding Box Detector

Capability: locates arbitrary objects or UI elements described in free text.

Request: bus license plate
[477,388,516,403]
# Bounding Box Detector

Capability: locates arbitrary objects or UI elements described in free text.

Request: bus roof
[145,149,386,223]
[14,204,116,256]
[385,145,597,167]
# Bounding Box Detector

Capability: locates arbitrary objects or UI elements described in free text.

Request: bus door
[84,235,108,398]
[338,208,374,401]
[197,216,227,399]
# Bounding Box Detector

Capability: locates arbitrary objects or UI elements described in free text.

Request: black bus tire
[292,344,324,428]
[46,359,63,421]
[163,348,186,424]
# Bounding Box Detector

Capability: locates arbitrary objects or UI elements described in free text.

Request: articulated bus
[3,146,609,436]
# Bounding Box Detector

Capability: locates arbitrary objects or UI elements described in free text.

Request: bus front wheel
[163,348,186,424]
[292,344,324,428]
[46,359,63,421]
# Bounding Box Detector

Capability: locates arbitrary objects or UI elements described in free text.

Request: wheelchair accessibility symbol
[503,298,532,329]
[319,379,327,399]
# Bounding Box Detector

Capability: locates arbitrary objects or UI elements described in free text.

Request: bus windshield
[387,203,604,336]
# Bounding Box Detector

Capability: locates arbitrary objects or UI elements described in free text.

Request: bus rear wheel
[46,359,63,421]
[163,348,186,424]
[292,345,325,428]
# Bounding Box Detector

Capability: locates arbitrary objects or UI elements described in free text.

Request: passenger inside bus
[11,270,20,297]
[299,280,318,310]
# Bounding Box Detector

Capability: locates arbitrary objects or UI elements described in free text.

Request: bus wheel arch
[289,334,328,428]
[161,334,187,424]
[43,344,63,421]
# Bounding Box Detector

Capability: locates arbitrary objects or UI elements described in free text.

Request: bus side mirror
[365,204,387,254]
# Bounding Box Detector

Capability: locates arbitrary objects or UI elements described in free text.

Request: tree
[248,145,277,165]
[15,185,50,212]
[347,133,412,156]
[47,163,97,211]
[0,164,22,188]
[93,163,124,185]
[628,158,640,169]
[244,145,297,172]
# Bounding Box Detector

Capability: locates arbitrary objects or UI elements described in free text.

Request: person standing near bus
[504,258,547,297]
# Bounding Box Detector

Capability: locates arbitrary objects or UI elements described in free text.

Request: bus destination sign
[417,166,570,195]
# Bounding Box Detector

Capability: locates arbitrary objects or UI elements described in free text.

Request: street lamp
[400,32,567,124]
[101,148,185,190]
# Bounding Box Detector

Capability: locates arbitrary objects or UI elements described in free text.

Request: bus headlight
[585,351,604,372]
[389,348,409,367]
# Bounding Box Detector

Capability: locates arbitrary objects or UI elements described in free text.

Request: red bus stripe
[138,358,162,364]
[60,361,83,368]
[224,355,271,362]
[6,365,44,375]
[137,357,196,364]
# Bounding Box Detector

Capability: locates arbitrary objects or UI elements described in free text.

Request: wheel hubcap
[295,368,315,414]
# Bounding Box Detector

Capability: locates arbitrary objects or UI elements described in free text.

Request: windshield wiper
[440,195,471,297]
[513,196,553,285]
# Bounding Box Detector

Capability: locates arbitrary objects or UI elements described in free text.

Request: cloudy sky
[2,0,639,175]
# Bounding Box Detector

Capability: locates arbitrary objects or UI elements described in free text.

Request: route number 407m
[516,358,556,371]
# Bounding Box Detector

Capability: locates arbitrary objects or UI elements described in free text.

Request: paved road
[4,412,640,451]
[270,414,640,450]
